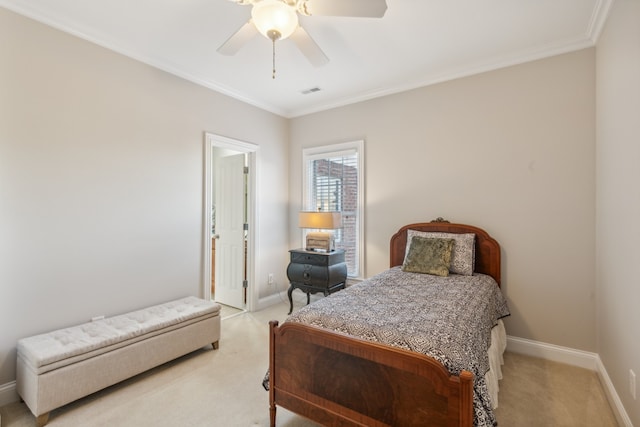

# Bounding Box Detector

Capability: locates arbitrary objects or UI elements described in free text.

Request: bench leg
[212,341,219,350]
[36,412,50,427]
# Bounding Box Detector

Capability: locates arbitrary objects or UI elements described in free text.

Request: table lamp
[298,211,342,252]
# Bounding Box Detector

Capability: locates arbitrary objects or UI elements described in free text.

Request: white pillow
[405,230,475,276]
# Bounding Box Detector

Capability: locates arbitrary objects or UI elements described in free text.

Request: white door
[214,153,246,309]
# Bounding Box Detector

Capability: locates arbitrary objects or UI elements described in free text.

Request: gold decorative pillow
[401,236,454,276]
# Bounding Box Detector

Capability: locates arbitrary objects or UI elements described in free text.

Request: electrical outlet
[268,273,274,285]
[630,369,637,400]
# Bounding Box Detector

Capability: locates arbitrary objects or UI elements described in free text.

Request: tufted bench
[16,296,221,426]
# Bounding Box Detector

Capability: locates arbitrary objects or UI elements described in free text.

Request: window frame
[302,140,364,279]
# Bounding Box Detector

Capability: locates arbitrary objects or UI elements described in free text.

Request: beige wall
[596,0,640,425]
[290,49,597,352]
[0,8,289,384]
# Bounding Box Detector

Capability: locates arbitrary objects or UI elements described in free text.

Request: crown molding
[1,0,615,119]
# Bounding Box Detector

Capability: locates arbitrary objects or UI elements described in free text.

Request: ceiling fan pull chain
[272,38,276,79]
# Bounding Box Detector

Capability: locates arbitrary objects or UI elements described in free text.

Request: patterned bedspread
[286,266,510,427]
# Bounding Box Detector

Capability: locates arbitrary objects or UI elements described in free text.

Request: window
[302,141,364,278]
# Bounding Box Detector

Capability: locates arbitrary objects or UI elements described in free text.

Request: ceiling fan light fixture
[251,0,299,41]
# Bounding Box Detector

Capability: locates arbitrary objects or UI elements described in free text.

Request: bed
[268,219,509,426]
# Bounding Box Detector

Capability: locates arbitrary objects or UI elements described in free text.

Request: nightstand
[286,249,347,314]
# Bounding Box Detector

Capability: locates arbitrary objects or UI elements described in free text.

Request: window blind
[304,150,359,276]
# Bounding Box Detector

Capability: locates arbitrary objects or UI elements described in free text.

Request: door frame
[203,132,259,312]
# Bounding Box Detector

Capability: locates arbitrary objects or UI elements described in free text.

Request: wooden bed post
[459,371,474,426]
[269,320,278,427]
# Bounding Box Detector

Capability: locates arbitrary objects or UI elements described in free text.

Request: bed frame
[269,219,501,427]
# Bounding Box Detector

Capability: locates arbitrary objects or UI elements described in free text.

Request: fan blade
[300,0,387,18]
[290,26,329,67]
[217,20,258,55]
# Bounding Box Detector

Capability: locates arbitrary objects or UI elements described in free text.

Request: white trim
[204,132,260,312]
[256,293,286,312]
[305,148,357,161]
[587,0,615,44]
[0,381,18,407]
[506,335,598,370]
[258,290,321,312]
[302,141,360,157]
[203,139,213,302]
[506,335,632,426]
[596,355,634,427]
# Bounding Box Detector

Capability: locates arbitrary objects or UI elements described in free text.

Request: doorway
[204,133,258,312]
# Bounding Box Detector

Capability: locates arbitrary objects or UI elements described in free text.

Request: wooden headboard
[389,219,501,286]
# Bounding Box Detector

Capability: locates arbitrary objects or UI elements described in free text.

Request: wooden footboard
[269,320,473,427]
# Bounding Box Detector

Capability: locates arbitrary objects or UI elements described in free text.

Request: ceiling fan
[217,0,388,77]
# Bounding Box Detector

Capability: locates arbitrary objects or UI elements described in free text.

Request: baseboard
[506,335,598,370]
[595,355,634,427]
[256,289,326,312]
[256,292,284,311]
[256,277,364,312]
[0,380,18,407]
[507,335,632,426]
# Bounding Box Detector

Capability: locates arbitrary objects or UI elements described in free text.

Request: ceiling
[2,0,612,118]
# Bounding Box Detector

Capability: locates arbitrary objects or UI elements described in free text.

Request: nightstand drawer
[289,250,345,266]
[287,263,348,288]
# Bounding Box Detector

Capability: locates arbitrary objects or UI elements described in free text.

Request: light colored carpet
[0,298,619,426]
[493,351,618,426]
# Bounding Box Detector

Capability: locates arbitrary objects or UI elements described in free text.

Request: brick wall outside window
[309,157,359,275]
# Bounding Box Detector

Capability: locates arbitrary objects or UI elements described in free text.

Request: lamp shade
[298,211,342,229]
[251,0,299,41]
